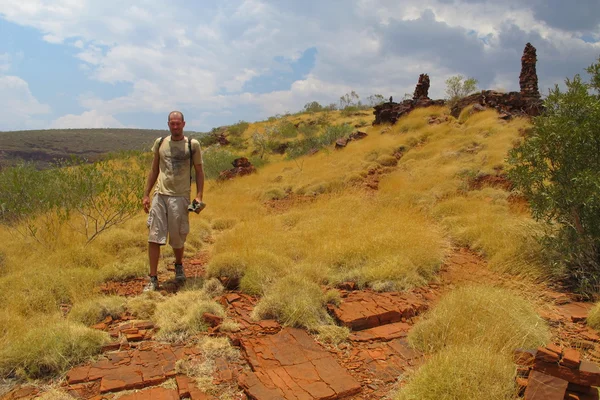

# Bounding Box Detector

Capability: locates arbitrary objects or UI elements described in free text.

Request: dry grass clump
[126,291,165,319]
[152,290,225,342]
[35,388,76,400]
[587,303,600,329]
[209,194,447,292]
[205,252,247,282]
[68,296,126,326]
[211,218,238,231]
[0,316,108,378]
[239,251,292,295]
[252,274,330,329]
[202,278,225,298]
[395,344,516,400]
[408,285,549,354]
[0,266,98,316]
[432,189,546,278]
[315,324,350,345]
[100,256,148,282]
[176,336,241,399]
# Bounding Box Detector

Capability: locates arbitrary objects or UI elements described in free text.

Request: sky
[0,0,599,132]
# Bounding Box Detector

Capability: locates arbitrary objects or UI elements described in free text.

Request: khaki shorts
[147,194,190,248]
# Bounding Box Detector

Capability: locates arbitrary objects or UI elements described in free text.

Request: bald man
[142,111,205,291]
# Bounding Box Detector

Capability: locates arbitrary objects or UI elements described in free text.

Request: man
[142,110,205,291]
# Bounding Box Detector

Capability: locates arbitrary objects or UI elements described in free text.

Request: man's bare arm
[194,162,204,202]
[142,152,160,213]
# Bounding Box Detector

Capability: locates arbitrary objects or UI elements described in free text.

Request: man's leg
[173,246,184,266]
[149,242,161,276]
[146,194,168,291]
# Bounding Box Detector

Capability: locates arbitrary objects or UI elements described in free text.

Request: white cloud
[0,53,10,72]
[0,75,50,130]
[50,110,124,129]
[0,0,598,130]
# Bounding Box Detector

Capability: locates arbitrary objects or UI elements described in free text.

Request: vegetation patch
[408,285,549,354]
[152,290,225,342]
[69,296,126,326]
[395,344,515,400]
[252,274,330,329]
[0,317,108,379]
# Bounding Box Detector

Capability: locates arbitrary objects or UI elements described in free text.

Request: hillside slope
[0,128,206,168]
[3,106,597,399]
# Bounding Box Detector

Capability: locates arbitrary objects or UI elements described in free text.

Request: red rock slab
[534,359,600,387]
[349,322,410,342]
[99,366,145,393]
[329,291,427,331]
[557,303,593,323]
[116,386,179,400]
[524,370,568,399]
[239,328,361,399]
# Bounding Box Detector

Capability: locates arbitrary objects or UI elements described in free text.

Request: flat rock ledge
[238,328,362,399]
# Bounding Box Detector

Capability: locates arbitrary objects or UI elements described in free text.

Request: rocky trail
[4,248,600,400]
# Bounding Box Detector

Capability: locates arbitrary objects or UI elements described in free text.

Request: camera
[188,200,206,214]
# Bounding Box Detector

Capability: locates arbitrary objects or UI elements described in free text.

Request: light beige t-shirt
[151,136,203,197]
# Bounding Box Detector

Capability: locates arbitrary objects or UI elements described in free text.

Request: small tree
[508,58,600,296]
[303,101,324,113]
[366,94,386,107]
[445,75,478,105]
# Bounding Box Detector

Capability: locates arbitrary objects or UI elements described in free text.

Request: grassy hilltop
[0,128,207,168]
[0,105,564,398]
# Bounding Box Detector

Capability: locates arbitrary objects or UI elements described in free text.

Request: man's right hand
[142,196,151,213]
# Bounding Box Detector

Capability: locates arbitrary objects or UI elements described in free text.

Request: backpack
[156,136,194,184]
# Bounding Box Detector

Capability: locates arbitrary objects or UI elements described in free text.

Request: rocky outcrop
[515,345,600,399]
[413,73,431,100]
[217,157,256,181]
[520,42,541,100]
[373,98,445,125]
[449,90,543,119]
[451,43,543,119]
[373,74,445,125]
[335,131,368,149]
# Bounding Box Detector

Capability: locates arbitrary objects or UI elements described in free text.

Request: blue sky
[0,0,598,132]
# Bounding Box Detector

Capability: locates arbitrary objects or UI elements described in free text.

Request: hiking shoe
[144,275,159,292]
[175,264,186,282]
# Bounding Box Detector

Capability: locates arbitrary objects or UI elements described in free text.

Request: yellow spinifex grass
[587,303,600,329]
[152,290,225,342]
[395,344,517,400]
[408,285,550,354]
[0,315,108,378]
[207,192,448,291]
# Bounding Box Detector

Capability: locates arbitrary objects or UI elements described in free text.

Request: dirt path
[4,247,600,400]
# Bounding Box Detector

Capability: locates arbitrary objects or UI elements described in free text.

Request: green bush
[202,148,238,179]
[508,58,600,296]
[286,124,353,159]
[227,121,250,137]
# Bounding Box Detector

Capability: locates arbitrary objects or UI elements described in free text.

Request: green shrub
[508,58,600,296]
[202,148,238,179]
[227,121,249,137]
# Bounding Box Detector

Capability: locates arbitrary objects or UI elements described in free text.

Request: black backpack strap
[156,136,166,155]
[188,137,193,184]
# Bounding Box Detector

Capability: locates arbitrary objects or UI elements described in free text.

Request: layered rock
[217,157,256,181]
[373,74,445,125]
[520,42,541,100]
[413,73,431,100]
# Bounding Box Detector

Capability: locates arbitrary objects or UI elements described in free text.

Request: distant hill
[0,128,207,168]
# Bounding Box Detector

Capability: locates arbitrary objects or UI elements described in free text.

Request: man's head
[168,111,185,139]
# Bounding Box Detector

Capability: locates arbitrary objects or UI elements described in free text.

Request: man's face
[168,114,185,137]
